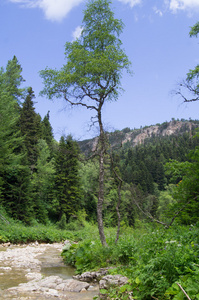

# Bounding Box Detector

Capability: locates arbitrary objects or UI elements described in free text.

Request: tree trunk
[115,179,122,244]
[97,108,108,247]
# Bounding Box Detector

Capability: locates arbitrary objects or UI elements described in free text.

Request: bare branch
[176,80,199,102]
[132,187,193,229]
[63,94,97,111]
[132,196,168,227]
[176,283,191,300]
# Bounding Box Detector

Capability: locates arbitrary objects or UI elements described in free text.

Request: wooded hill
[77,119,199,226]
[79,119,199,155]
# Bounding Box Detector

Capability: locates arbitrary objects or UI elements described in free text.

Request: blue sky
[1,0,199,141]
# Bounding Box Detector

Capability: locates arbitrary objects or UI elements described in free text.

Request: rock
[99,274,128,289]
[73,268,109,283]
[0,266,12,271]
[25,272,42,281]
[2,242,11,247]
[0,242,99,299]
[39,275,63,288]
[62,279,89,292]
[62,240,71,251]
[99,274,129,299]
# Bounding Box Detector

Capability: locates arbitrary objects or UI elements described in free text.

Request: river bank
[0,242,98,299]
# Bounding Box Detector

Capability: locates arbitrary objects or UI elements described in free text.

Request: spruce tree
[31,139,55,224]
[19,87,42,170]
[0,59,33,223]
[41,111,54,153]
[5,55,25,104]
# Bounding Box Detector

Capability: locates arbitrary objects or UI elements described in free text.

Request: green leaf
[100,289,108,295]
[135,277,141,284]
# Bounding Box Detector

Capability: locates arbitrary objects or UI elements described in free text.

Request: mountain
[78,119,199,155]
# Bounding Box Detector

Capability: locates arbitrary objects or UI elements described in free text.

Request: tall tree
[0,68,22,198]
[40,0,131,246]
[4,55,25,104]
[19,87,42,170]
[54,135,81,220]
[31,139,55,224]
[41,111,54,151]
[0,59,33,223]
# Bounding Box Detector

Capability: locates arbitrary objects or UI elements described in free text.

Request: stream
[0,243,99,299]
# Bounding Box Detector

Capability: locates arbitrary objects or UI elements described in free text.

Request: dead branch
[176,283,191,300]
[132,190,192,229]
[0,214,9,224]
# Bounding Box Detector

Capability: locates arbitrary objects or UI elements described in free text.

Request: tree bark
[97,107,108,247]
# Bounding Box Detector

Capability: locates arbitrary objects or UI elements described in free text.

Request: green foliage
[54,135,81,220]
[178,21,199,102]
[166,265,199,299]
[0,221,74,244]
[62,224,199,299]
[41,111,54,153]
[0,60,24,198]
[78,159,99,221]
[40,0,131,103]
[31,139,55,224]
[57,213,67,230]
[4,55,25,104]
[165,133,199,224]
[190,21,199,37]
[19,87,42,169]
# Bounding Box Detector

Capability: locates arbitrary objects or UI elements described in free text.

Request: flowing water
[0,244,99,300]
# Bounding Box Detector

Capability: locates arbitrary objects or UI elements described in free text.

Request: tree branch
[132,188,193,229]
[176,283,191,300]
[176,81,199,102]
[63,94,98,111]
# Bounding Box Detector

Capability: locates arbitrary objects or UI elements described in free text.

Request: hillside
[79,119,199,154]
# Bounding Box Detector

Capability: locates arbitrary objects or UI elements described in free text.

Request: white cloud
[153,6,163,16]
[168,0,199,12]
[72,26,83,40]
[117,0,142,8]
[9,0,84,22]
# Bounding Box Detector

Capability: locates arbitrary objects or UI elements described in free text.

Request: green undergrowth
[62,223,199,299]
[0,221,75,244]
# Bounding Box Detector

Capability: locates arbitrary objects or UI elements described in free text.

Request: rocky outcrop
[79,120,199,154]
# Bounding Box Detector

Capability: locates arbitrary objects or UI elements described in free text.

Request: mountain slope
[79,119,199,154]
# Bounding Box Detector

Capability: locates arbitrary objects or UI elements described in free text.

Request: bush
[62,224,199,299]
[0,223,75,244]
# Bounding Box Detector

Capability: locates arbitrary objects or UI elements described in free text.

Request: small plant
[57,213,67,230]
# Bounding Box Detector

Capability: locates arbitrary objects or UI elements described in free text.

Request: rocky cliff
[78,120,199,155]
